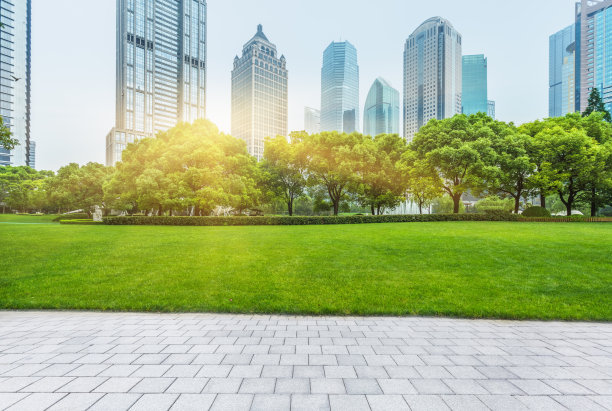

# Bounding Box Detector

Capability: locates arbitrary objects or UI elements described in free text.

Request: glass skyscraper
[231,25,288,161]
[363,77,399,136]
[106,0,207,166]
[320,41,359,133]
[488,100,496,120]
[549,25,576,117]
[576,0,612,113]
[462,54,488,115]
[403,17,462,141]
[0,0,32,167]
[304,107,320,135]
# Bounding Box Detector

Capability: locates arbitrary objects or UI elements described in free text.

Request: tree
[47,162,112,215]
[0,166,53,213]
[260,132,307,216]
[354,134,407,215]
[400,150,441,214]
[583,88,611,122]
[535,126,607,216]
[410,113,499,213]
[489,129,537,213]
[300,131,361,215]
[0,116,18,151]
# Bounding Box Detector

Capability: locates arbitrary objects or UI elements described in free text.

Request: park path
[0,311,611,410]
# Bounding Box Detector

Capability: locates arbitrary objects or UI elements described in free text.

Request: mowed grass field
[1,215,611,320]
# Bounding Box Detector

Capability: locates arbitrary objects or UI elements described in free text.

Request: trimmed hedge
[103,213,520,226]
[53,213,89,222]
[519,216,612,222]
[522,206,551,218]
[59,219,103,225]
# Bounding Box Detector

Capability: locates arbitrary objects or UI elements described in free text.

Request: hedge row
[53,213,89,222]
[103,213,520,226]
[59,219,103,225]
[519,216,612,222]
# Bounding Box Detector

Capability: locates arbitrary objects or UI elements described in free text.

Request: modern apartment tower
[487,100,496,120]
[231,25,288,160]
[363,77,400,136]
[304,107,320,134]
[0,0,32,167]
[575,0,612,113]
[106,0,207,166]
[462,54,488,115]
[549,25,576,117]
[320,41,359,133]
[403,17,462,141]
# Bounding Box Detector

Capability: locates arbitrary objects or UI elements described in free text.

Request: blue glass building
[462,55,488,116]
[320,41,359,133]
[549,25,576,117]
[0,0,32,167]
[363,77,399,136]
[576,0,612,113]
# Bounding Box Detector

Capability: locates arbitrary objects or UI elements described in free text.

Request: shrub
[103,214,520,226]
[475,196,514,213]
[53,213,89,222]
[522,206,551,218]
[59,219,103,225]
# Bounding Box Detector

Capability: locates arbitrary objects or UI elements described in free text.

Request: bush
[59,219,103,225]
[522,206,551,218]
[53,213,89,222]
[103,214,520,226]
[475,196,514,213]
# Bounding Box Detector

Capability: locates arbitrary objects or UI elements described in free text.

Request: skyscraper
[320,41,359,133]
[403,17,462,141]
[304,107,320,134]
[106,0,207,166]
[363,77,400,136]
[488,100,496,120]
[549,25,576,117]
[231,25,288,161]
[576,0,612,113]
[0,0,32,167]
[462,54,488,115]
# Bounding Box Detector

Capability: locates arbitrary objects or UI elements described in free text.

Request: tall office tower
[27,140,35,169]
[363,77,400,136]
[320,41,359,133]
[106,0,207,166]
[487,100,496,120]
[231,25,288,160]
[576,0,612,113]
[403,17,462,142]
[549,25,576,117]
[304,107,320,134]
[0,0,32,167]
[462,54,488,115]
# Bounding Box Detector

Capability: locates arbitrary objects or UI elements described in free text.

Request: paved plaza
[0,311,611,410]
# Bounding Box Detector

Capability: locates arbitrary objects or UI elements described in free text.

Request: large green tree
[47,162,112,215]
[0,116,18,151]
[400,150,442,214]
[583,88,611,122]
[410,113,499,213]
[260,132,307,216]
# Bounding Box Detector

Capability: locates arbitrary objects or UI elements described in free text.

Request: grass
[0,214,611,320]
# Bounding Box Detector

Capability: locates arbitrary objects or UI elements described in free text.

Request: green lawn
[1,214,611,320]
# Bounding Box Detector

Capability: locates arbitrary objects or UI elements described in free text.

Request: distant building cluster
[549,0,612,117]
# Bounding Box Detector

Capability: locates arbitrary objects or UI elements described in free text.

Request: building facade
[576,0,612,113]
[363,77,400,136]
[403,17,462,141]
[488,100,496,120]
[320,41,359,133]
[231,25,288,160]
[304,107,320,134]
[0,0,32,167]
[549,24,576,117]
[462,54,488,115]
[106,0,207,166]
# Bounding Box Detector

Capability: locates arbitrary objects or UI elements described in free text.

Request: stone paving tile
[2,312,612,410]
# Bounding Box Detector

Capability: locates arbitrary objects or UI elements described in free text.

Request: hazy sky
[32,0,576,171]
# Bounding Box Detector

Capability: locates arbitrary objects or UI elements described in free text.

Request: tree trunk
[566,203,572,216]
[169,209,173,216]
[287,198,293,216]
[540,193,546,209]
[452,193,462,214]
[377,205,382,216]
[514,196,520,214]
[590,187,597,217]
[158,204,163,216]
[418,202,423,215]
[194,205,200,216]
[333,201,339,216]
[370,204,375,215]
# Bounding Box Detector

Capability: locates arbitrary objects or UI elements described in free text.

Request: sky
[32,0,577,171]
